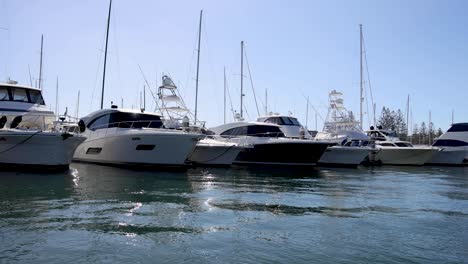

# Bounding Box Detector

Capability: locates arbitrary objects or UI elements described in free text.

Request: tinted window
[88,114,110,130]
[221,126,248,136]
[265,117,282,125]
[108,112,163,128]
[0,87,9,101]
[380,143,395,146]
[289,117,301,126]
[247,125,284,137]
[11,88,28,102]
[28,90,45,105]
[447,124,468,132]
[433,139,468,147]
[281,117,293,125]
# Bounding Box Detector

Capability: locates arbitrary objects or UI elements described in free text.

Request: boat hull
[0,130,85,170]
[233,141,329,166]
[372,147,439,165]
[318,146,370,167]
[188,143,243,166]
[425,147,468,166]
[73,129,200,167]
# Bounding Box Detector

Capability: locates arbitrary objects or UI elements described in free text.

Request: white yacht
[308,90,372,167]
[367,128,440,165]
[158,75,244,166]
[0,81,86,170]
[426,123,468,165]
[210,122,330,166]
[73,107,202,168]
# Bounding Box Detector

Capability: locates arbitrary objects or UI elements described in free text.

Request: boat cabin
[0,83,45,105]
[211,122,285,138]
[82,109,164,131]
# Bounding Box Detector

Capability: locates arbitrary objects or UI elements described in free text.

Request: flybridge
[0,83,45,105]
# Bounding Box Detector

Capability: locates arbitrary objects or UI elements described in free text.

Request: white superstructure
[0,81,85,170]
[427,123,468,165]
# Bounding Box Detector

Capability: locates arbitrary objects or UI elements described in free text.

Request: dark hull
[233,142,329,166]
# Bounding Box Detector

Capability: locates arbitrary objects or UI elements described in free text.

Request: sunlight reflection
[126,202,142,216]
[70,168,80,187]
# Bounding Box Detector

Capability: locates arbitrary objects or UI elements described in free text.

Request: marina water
[1,164,467,263]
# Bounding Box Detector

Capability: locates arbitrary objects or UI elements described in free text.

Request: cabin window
[28,90,45,105]
[221,126,248,136]
[447,124,468,132]
[289,117,301,126]
[11,88,28,102]
[380,143,396,147]
[0,87,9,101]
[265,117,281,125]
[108,112,163,128]
[88,114,110,130]
[247,125,284,137]
[433,139,468,147]
[282,117,298,126]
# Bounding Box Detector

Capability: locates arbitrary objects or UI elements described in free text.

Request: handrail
[220,131,285,138]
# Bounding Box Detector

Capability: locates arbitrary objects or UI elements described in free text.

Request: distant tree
[420,122,428,145]
[377,107,394,130]
[436,128,444,138]
[411,124,419,144]
[395,109,407,140]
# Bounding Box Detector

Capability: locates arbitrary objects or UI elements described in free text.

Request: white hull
[372,147,439,165]
[73,128,201,166]
[426,147,468,165]
[188,139,243,166]
[319,146,370,167]
[0,130,85,168]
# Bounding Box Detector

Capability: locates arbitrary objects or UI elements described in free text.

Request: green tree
[420,122,428,145]
[377,107,393,130]
[436,128,444,138]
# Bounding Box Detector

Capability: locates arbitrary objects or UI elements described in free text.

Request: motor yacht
[367,129,440,165]
[257,113,370,167]
[73,107,202,168]
[209,121,330,166]
[426,123,468,165]
[0,81,85,171]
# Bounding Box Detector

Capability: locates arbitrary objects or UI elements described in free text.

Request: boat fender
[0,116,7,129]
[78,120,86,133]
[61,133,73,140]
[10,116,22,129]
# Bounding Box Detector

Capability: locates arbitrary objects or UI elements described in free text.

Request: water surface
[1,164,467,263]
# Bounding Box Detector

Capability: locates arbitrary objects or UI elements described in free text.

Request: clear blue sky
[1,0,467,131]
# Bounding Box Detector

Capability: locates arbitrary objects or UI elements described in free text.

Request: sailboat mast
[359,24,363,130]
[38,34,44,90]
[406,94,410,135]
[100,0,112,110]
[240,40,244,119]
[265,88,268,115]
[223,67,226,124]
[194,10,203,124]
[75,90,80,120]
[305,96,309,129]
[55,77,58,120]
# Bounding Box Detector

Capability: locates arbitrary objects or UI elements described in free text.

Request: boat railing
[220,132,285,139]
